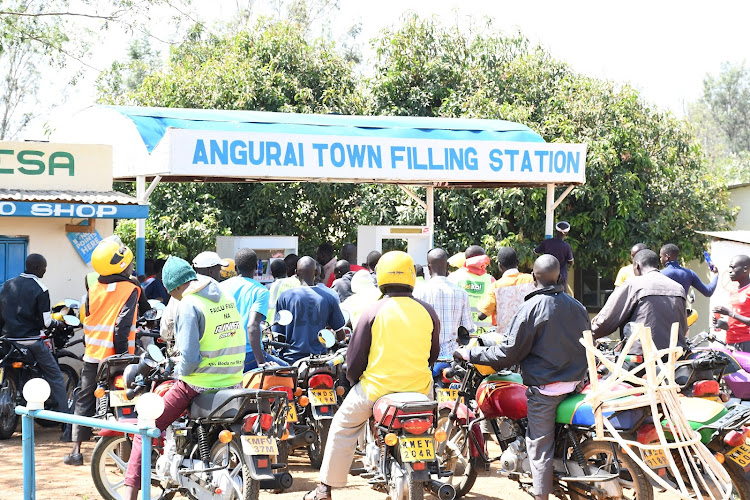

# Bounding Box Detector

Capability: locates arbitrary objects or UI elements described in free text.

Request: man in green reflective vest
[448,245,495,331]
[122,256,245,500]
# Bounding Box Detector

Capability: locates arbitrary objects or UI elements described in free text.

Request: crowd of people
[3,225,750,499]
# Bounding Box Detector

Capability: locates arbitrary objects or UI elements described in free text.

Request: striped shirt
[414,276,475,358]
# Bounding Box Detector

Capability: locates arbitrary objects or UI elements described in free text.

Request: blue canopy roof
[106,106,546,153]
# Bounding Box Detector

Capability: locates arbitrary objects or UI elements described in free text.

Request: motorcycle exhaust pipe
[286,429,316,449]
[426,479,455,500]
[260,471,293,490]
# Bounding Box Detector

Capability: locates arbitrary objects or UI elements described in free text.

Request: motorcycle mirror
[457,326,471,346]
[318,329,336,348]
[341,309,351,326]
[64,298,81,309]
[146,343,165,364]
[148,299,166,311]
[62,315,81,327]
[275,310,293,326]
[143,308,162,321]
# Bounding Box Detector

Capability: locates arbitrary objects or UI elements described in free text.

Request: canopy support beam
[399,186,435,248]
[545,184,575,238]
[136,176,146,276]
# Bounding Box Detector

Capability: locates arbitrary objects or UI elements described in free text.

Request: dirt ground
[0,425,681,500]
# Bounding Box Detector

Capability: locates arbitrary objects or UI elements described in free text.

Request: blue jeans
[244,351,289,372]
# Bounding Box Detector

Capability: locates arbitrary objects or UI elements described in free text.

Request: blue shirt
[272,286,346,363]
[219,276,270,354]
[143,276,170,304]
[661,261,717,297]
[534,238,574,282]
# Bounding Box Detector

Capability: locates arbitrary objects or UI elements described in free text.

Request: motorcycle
[436,359,653,499]
[0,311,81,439]
[353,390,456,500]
[91,344,292,500]
[687,330,750,404]
[265,327,347,469]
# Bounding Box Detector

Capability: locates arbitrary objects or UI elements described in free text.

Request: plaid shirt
[414,276,475,358]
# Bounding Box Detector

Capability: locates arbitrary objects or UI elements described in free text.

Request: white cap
[192,251,229,269]
[555,221,571,234]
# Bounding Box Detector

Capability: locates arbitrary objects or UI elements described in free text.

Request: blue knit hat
[162,256,197,292]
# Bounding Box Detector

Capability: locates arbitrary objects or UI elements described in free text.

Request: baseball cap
[555,221,571,234]
[192,251,229,269]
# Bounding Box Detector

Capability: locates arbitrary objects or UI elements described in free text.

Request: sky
[26,0,750,139]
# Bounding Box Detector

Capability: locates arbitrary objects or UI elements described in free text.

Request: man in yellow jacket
[304,251,440,500]
[64,236,141,466]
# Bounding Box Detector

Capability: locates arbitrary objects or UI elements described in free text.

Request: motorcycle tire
[210,438,260,500]
[91,434,175,500]
[723,460,750,500]
[569,441,654,500]
[37,364,79,428]
[388,461,424,500]
[434,408,479,498]
[0,374,19,439]
[266,440,290,494]
[308,418,331,469]
[407,472,425,500]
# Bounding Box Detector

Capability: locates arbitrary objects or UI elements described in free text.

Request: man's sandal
[302,488,331,500]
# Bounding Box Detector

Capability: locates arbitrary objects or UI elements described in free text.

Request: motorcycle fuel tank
[476,372,527,420]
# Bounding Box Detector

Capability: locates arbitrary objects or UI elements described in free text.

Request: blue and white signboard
[165,129,587,184]
[0,201,149,219]
[66,222,102,264]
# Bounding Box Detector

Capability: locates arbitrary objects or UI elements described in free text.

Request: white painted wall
[0,216,114,304]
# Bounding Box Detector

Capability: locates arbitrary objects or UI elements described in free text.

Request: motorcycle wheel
[434,408,479,498]
[723,461,750,500]
[210,438,260,500]
[308,419,331,469]
[91,435,175,500]
[569,441,654,500]
[37,364,79,428]
[388,461,424,500]
[266,440,290,494]
[0,374,19,439]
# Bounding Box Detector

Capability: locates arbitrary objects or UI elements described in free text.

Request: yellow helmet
[376,251,416,290]
[220,258,237,280]
[91,235,133,276]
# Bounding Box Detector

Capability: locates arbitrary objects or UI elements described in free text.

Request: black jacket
[469,285,590,387]
[0,274,52,338]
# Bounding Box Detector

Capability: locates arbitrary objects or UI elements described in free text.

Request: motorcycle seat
[373,392,436,429]
[190,389,260,420]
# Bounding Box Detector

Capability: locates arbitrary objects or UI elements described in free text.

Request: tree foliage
[105,15,734,273]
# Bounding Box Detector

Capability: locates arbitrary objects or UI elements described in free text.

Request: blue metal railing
[15,406,160,500]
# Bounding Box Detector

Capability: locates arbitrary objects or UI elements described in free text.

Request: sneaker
[63,453,83,466]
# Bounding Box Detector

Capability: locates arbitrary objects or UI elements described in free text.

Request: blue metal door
[0,237,28,285]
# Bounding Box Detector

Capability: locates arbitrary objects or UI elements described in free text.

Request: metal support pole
[545,183,556,239]
[426,186,434,249]
[142,434,152,499]
[22,413,35,500]
[136,175,146,277]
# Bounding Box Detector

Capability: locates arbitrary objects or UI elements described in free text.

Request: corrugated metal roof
[696,230,750,245]
[0,189,143,205]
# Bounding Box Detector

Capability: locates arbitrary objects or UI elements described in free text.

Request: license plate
[398,436,435,463]
[727,443,750,468]
[0,367,4,385]
[241,435,278,456]
[642,448,669,469]
[436,389,458,404]
[109,390,137,407]
[286,403,298,423]
[309,389,336,406]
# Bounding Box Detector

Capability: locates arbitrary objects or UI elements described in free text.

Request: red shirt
[727,283,750,344]
[325,264,367,287]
